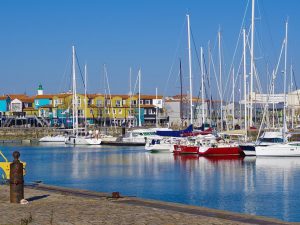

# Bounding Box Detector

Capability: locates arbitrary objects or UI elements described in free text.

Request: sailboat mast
[187,14,193,125]
[232,67,235,129]
[283,20,288,136]
[208,41,212,126]
[243,29,247,139]
[155,87,158,127]
[179,59,183,128]
[250,0,255,127]
[72,45,78,136]
[129,67,132,127]
[218,30,223,130]
[200,46,205,126]
[84,64,87,135]
[138,69,141,127]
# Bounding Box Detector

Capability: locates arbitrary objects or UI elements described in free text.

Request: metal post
[10,151,24,203]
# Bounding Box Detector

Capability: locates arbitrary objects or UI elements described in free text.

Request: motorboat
[39,134,66,143]
[145,137,184,153]
[256,142,300,157]
[239,131,285,156]
[122,129,160,144]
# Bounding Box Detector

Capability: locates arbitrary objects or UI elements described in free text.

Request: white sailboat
[255,21,300,156]
[65,46,101,145]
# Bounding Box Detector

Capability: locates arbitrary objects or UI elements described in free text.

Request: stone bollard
[10,151,24,203]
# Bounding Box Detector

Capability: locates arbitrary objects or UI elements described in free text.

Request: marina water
[1,143,300,222]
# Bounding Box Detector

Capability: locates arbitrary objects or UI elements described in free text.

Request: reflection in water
[0,144,300,222]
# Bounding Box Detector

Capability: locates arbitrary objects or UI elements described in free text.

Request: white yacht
[145,137,183,153]
[256,142,300,157]
[122,129,161,144]
[65,135,101,145]
[239,131,285,156]
[39,134,66,143]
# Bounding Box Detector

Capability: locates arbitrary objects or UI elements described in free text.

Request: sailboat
[255,21,300,156]
[65,46,102,145]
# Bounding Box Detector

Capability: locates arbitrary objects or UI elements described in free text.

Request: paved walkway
[0,184,295,225]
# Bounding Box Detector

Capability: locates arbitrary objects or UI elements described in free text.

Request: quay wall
[0,127,123,141]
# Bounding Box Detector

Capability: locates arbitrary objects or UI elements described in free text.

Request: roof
[0,96,8,100]
[35,94,55,99]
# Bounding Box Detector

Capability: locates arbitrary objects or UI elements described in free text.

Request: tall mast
[187,14,193,125]
[72,45,78,136]
[290,64,294,129]
[208,41,212,125]
[129,67,132,127]
[200,46,205,126]
[283,20,288,136]
[232,67,235,129]
[84,63,87,135]
[218,30,223,130]
[272,70,275,128]
[138,69,141,127]
[179,59,183,128]
[155,87,158,127]
[243,29,247,139]
[250,0,255,127]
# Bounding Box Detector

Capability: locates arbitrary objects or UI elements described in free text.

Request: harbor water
[1,143,300,222]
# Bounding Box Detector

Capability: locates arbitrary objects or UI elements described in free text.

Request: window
[118,109,122,115]
[105,99,111,105]
[145,100,151,105]
[113,109,116,115]
[131,100,137,106]
[149,109,156,115]
[53,99,58,107]
[96,100,102,107]
[139,100,143,104]
[115,100,121,107]
[122,100,126,105]
[144,109,147,115]
[78,110,84,117]
[35,100,39,106]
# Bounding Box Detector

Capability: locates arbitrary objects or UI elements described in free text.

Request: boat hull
[198,146,242,156]
[65,136,101,145]
[239,144,256,156]
[39,135,66,143]
[173,145,199,154]
[256,144,300,156]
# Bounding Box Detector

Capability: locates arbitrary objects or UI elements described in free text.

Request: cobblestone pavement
[0,185,292,225]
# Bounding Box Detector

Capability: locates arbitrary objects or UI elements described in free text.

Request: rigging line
[259,0,276,63]
[75,51,86,89]
[210,50,222,102]
[163,17,186,98]
[292,67,300,108]
[228,51,244,105]
[59,53,71,93]
[225,0,250,90]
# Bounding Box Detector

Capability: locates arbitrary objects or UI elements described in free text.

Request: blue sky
[0,0,299,100]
